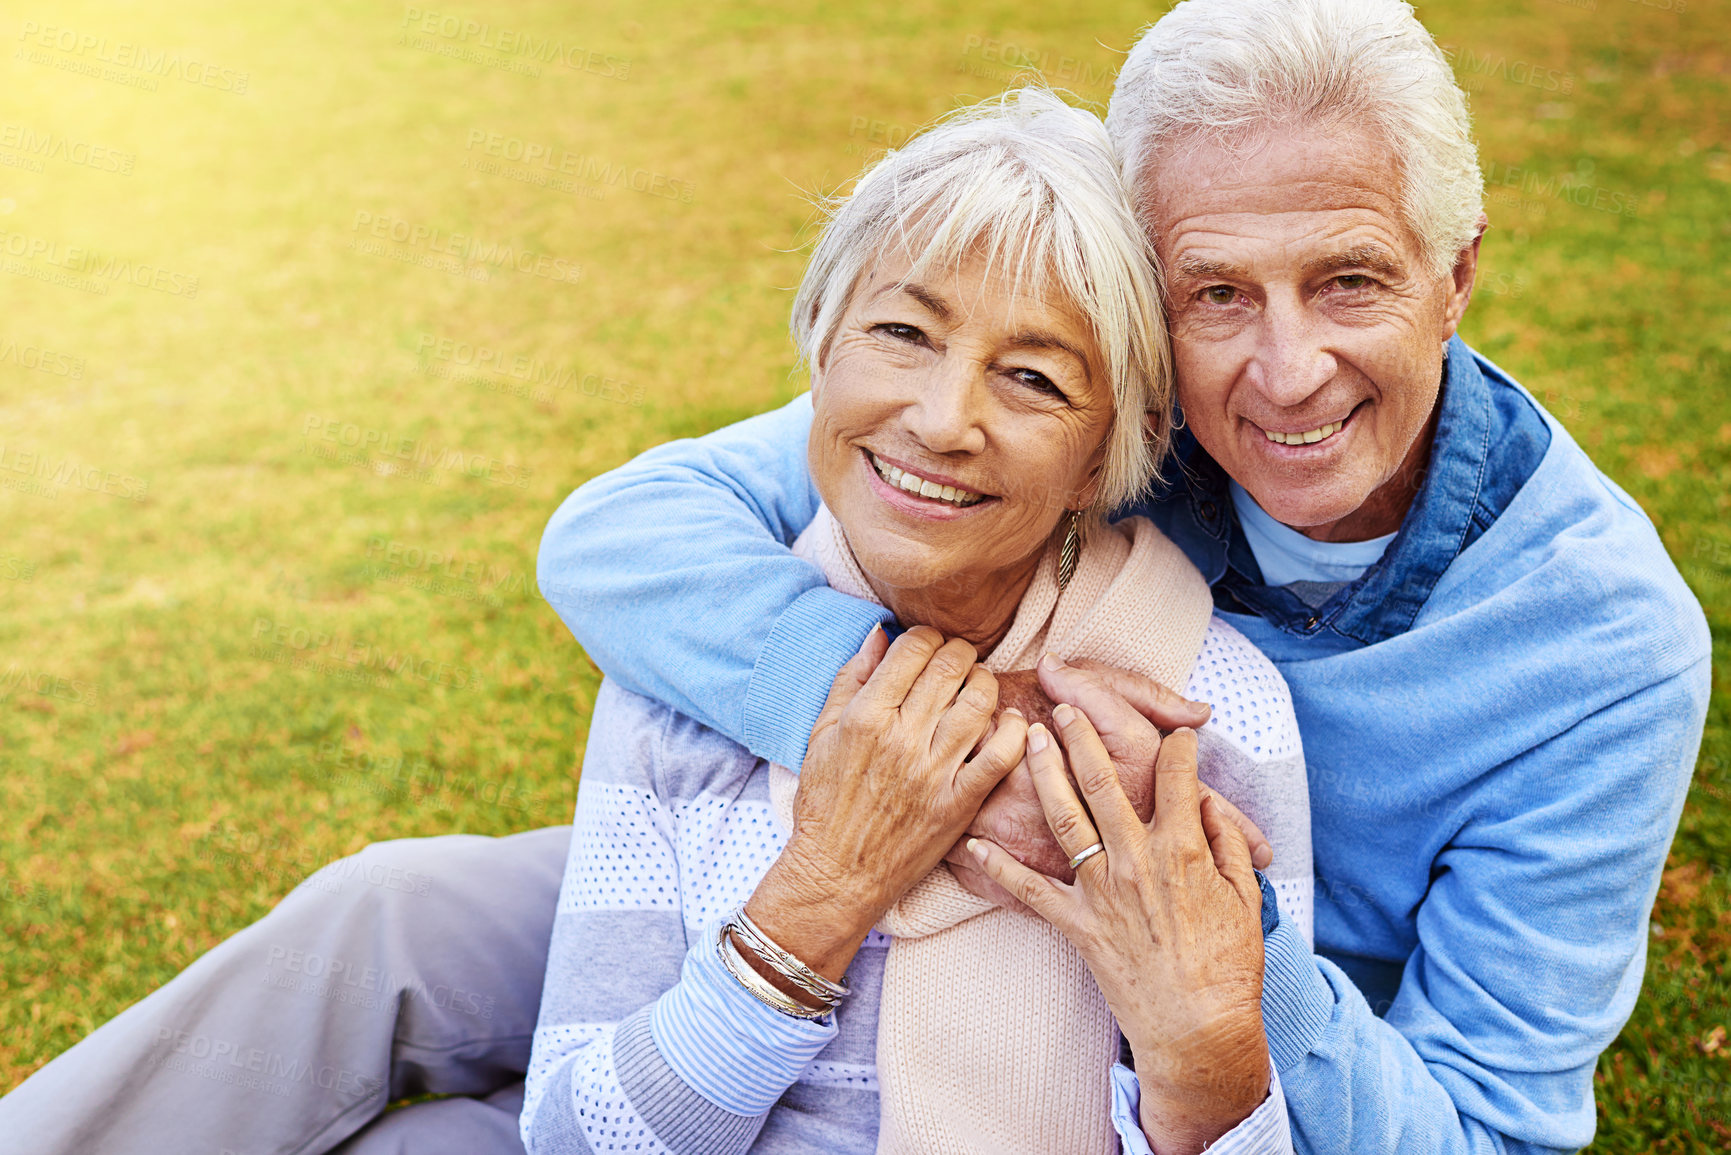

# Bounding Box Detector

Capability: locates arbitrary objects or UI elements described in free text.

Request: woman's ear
[1073,442,1109,512]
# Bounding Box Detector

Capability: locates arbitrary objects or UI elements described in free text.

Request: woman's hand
[966,701,1269,1155]
[745,624,1027,984]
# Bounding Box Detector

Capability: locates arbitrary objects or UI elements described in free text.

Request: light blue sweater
[536,339,1712,1153]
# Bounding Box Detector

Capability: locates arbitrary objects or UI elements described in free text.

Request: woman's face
[808,247,1115,604]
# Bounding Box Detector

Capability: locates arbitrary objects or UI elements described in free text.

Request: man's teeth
[1263,419,1345,446]
[871,454,984,507]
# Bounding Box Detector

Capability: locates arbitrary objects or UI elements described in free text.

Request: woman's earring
[1057,509,1086,592]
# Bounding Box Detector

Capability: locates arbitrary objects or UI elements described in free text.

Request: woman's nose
[902,364,988,455]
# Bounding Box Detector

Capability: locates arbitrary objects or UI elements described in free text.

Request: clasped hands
[746,625,1272,1155]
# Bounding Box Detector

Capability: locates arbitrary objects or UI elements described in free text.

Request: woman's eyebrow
[1006,330,1089,369]
[900,287,955,323]
[873,281,953,319]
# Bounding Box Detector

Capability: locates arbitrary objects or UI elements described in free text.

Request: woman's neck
[865,550,1045,657]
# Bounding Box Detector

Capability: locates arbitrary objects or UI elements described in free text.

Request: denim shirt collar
[1146,337,1499,646]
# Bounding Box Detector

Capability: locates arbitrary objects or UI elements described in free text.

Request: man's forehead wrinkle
[1161,211,1417,276]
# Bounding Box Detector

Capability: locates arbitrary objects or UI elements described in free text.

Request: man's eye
[1202,285,1238,305]
[1335,274,1372,290]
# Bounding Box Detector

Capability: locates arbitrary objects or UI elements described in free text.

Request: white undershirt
[1229,480,1396,588]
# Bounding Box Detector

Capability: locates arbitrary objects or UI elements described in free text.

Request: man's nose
[1246,294,1338,406]
[902,363,988,455]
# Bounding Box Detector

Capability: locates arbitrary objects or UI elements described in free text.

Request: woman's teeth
[871,454,984,507]
[1263,419,1345,446]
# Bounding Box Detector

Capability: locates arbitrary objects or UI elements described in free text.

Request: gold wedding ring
[1067,842,1105,872]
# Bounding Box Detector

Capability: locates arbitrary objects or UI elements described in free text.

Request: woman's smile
[863,449,993,517]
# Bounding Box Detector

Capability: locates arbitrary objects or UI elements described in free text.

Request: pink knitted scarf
[769,504,1214,1154]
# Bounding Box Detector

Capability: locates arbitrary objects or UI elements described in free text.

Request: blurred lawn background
[0,0,1724,1148]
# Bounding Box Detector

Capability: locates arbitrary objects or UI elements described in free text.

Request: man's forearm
[537,393,890,766]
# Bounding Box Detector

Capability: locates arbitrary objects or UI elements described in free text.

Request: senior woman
[521,88,1308,1155]
[0,90,1307,1155]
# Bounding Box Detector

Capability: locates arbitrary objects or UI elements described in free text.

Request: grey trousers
[0,826,573,1155]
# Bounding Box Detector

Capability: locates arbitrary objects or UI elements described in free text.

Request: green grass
[0,0,1725,1148]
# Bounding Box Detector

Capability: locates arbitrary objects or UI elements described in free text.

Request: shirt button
[1200,501,1218,521]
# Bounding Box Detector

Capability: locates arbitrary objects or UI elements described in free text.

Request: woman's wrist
[745,850,881,982]
[1129,1016,1271,1155]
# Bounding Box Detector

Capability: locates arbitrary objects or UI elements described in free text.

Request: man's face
[1142,123,1479,541]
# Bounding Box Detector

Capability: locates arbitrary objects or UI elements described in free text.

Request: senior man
[536,0,1710,1151]
[0,1,1707,1154]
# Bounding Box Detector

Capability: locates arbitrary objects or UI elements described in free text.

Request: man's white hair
[1107,0,1483,279]
[792,87,1170,513]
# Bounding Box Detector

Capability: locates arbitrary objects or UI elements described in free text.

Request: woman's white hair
[791,87,1171,513]
[1107,0,1483,279]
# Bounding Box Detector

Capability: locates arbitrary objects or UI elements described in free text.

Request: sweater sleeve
[536,393,893,770]
[521,682,837,1155]
[1186,617,1313,946]
[1261,660,1711,1155]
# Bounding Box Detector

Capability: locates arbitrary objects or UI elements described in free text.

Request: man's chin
[1238,481,1368,536]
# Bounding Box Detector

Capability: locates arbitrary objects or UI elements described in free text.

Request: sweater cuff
[742,584,894,769]
[649,927,837,1116]
[1110,1063,1292,1154]
[1260,916,1334,1074]
[614,1006,761,1155]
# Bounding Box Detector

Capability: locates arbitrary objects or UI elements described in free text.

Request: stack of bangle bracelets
[716,907,851,1021]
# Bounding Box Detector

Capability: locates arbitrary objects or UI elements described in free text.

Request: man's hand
[966,706,1270,1155]
[945,657,1271,906]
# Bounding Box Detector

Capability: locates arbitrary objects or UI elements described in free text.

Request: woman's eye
[874,322,926,343]
[1202,285,1238,305]
[1009,368,1063,396]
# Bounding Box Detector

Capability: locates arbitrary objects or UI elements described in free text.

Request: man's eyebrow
[1172,255,1247,281]
[1303,243,1405,280]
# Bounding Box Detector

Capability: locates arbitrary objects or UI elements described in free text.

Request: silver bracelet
[730,908,851,1006]
[714,921,833,1021]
